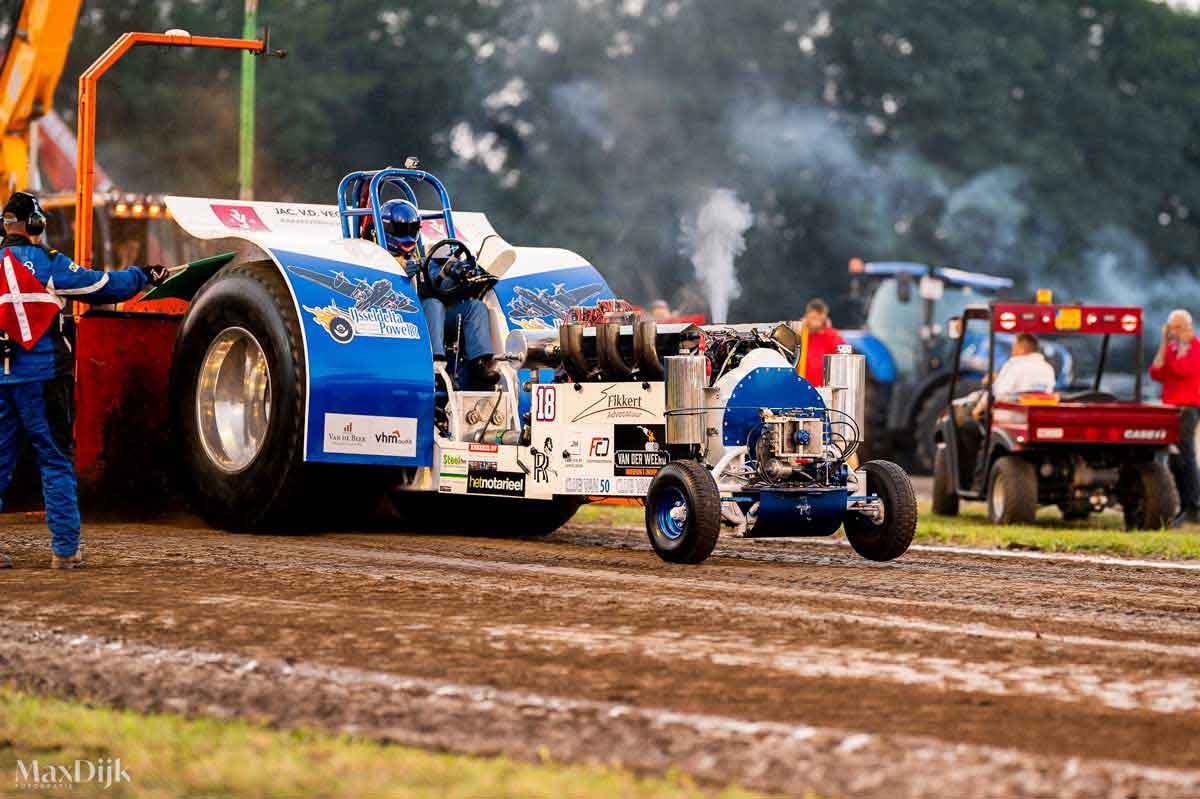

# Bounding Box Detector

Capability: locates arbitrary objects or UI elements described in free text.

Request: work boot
[0,552,11,569]
[50,546,84,570]
[467,356,500,390]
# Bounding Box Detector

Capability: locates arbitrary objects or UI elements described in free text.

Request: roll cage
[337,167,457,260]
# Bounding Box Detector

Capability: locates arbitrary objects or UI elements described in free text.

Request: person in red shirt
[800,298,846,387]
[1149,309,1200,525]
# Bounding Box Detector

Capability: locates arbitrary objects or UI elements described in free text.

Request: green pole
[238,0,259,200]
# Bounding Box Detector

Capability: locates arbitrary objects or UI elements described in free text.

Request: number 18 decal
[534,385,557,422]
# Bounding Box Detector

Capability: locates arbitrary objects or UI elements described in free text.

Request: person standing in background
[1149,309,1200,526]
[799,298,846,387]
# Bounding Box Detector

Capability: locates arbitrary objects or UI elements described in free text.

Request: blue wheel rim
[655,486,688,541]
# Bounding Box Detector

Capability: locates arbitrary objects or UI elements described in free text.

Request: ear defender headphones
[24,194,45,237]
[3,191,46,237]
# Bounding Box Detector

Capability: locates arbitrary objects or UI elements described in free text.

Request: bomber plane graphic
[288,265,418,314]
[508,282,605,321]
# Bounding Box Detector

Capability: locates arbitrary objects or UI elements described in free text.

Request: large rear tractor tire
[931,444,959,516]
[844,459,917,561]
[912,393,944,475]
[1122,461,1179,531]
[986,456,1038,525]
[645,461,721,564]
[171,261,390,531]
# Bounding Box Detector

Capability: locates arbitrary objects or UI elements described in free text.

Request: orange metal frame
[74,32,266,269]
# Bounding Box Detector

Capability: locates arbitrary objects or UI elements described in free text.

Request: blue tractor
[158,167,918,565]
[841,261,1073,472]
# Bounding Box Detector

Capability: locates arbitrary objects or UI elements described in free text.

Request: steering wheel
[422,238,488,300]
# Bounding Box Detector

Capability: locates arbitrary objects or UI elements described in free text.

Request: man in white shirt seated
[973,333,1056,420]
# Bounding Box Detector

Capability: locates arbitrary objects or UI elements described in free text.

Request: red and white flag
[0,247,59,350]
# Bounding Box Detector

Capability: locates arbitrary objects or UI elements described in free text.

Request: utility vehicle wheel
[844,459,917,561]
[986,456,1037,525]
[912,393,944,475]
[645,461,721,564]
[172,261,388,530]
[1122,461,1179,531]
[390,493,582,538]
[1058,502,1091,522]
[931,444,959,516]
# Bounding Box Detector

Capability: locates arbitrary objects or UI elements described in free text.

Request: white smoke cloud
[681,188,754,324]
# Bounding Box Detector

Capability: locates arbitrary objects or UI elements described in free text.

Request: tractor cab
[934,299,1180,528]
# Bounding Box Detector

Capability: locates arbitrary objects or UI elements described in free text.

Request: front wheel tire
[645,461,721,564]
[987,456,1038,525]
[843,459,917,561]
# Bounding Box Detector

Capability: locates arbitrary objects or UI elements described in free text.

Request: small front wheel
[645,461,721,564]
[844,459,917,561]
[987,456,1037,525]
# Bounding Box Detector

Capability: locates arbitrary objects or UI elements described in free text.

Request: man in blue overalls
[0,192,167,569]
[377,199,499,389]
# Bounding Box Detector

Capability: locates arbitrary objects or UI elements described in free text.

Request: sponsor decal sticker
[614,424,668,476]
[323,413,417,457]
[1123,429,1167,441]
[467,463,526,497]
[532,437,556,483]
[588,436,611,458]
[211,203,270,231]
[563,476,650,495]
[571,385,655,422]
[441,452,468,477]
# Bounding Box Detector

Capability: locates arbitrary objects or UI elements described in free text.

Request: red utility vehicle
[933,302,1180,528]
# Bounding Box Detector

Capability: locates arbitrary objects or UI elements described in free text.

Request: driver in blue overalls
[378,199,498,390]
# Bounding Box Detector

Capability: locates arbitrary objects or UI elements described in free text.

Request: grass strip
[0,688,774,799]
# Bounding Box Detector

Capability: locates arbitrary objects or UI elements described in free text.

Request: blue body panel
[493,264,614,330]
[269,248,436,467]
[722,367,826,450]
[839,331,898,384]
[748,489,849,538]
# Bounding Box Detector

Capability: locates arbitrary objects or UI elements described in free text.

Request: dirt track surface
[2,513,1200,797]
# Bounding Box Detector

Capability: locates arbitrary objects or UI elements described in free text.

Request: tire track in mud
[3,624,1199,799]
[237,540,1200,652]
[4,517,1200,794]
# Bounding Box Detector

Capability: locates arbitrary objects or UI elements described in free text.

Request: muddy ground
[2,511,1199,798]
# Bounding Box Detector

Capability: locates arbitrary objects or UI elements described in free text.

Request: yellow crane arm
[0,0,83,193]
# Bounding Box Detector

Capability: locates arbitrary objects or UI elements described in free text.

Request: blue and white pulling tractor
[164,166,917,564]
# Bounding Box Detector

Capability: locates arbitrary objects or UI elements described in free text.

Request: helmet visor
[382,217,421,242]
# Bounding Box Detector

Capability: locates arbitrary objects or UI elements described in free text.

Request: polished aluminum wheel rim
[196,327,272,473]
